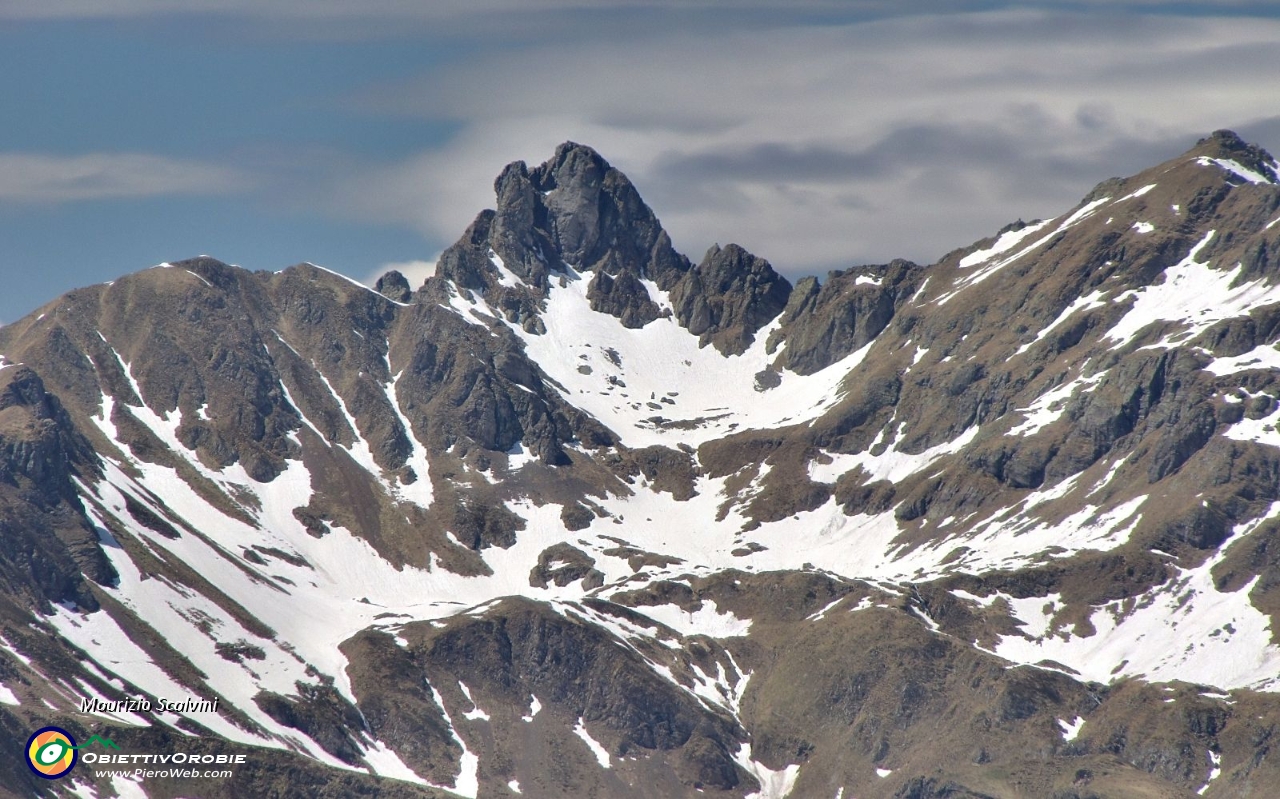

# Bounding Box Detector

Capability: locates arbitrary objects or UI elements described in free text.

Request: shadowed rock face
[7,132,1280,797]
[404,598,749,792]
[670,244,792,356]
[770,258,924,374]
[0,365,113,610]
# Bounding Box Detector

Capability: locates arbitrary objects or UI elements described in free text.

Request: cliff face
[2,131,1280,797]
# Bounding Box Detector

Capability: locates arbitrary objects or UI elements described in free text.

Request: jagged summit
[438,140,688,292]
[423,141,795,352]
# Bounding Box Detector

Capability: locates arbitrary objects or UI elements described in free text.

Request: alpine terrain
[6,131,1280,798]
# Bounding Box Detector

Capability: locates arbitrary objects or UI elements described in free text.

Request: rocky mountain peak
[527,140,609,193]
[430,144,799,345]
[429,142,692,331]
[490,141,687,287]
[1192,129,1280,181]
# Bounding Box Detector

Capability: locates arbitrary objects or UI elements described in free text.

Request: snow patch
[487,250,523,288]
[1226,402,1280,448]
[1103,229,1280,349]
[1198,749,1223,795]
[574,718,611,768]
[458,682,490,721]
[303,262,412,306]
[1118,183,1157,201]
[510,263,872,447]
[66,781,99,799]
[737,743,801,798]
[1196,156,1273,185]
[636,600,752,638]
[1205,345,1280,376]
[385,367,435,509]
[506,441,534,470]
[809,426,978,485]
[1016,290,1107,355]
[522,694,542,722]
[1059,716,1085,741]
[428,683,479,798]
[958,220,1055,268]
[0,634,33,666]
[992,503,1280,691]
[1009,371,1106,436]
[109,774,148,799]
[360,739,429,786]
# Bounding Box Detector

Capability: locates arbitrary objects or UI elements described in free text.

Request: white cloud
[0,152,249,204]
[330,9,1280,277]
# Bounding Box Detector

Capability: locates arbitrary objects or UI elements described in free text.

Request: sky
[1,2,1279,324]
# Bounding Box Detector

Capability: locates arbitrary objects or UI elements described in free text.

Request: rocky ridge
[1,131,1280,797]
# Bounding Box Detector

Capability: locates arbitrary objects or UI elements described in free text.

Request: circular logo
[26,727,77,780]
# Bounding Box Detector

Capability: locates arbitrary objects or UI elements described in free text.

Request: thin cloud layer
[330,10,1280,276]
[0,153,249,204]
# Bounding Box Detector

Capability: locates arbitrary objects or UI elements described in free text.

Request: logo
[26,727,77,780]
[25,729,119,780]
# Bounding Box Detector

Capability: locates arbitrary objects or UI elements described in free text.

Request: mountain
[2,131,1280,798]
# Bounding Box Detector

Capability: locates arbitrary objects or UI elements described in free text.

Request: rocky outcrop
[770,259,923,374]
[375,269,413,302]
[670,244,792,356]
[254,683,368,766]
[0,365,113,610]
[406,598,750,793]
[528,543,604,589]
[587,268,665,329]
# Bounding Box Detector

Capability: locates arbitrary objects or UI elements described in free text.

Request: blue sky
[1,1,1279,323]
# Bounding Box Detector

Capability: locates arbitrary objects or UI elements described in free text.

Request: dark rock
[773,260,923,375]
[560,502,596,531]
[587,269,663,329]
[418,597,745,784]
[0,365,114,609]
[449,499,526,550]
[670,244,791,355]
[374,270,412,303]
[528,543,604,589]
[254,683,367,766]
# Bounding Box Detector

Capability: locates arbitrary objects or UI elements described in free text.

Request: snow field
[509,262,871,447]
[988,503,1280,690]
[1106,231,1280,348]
